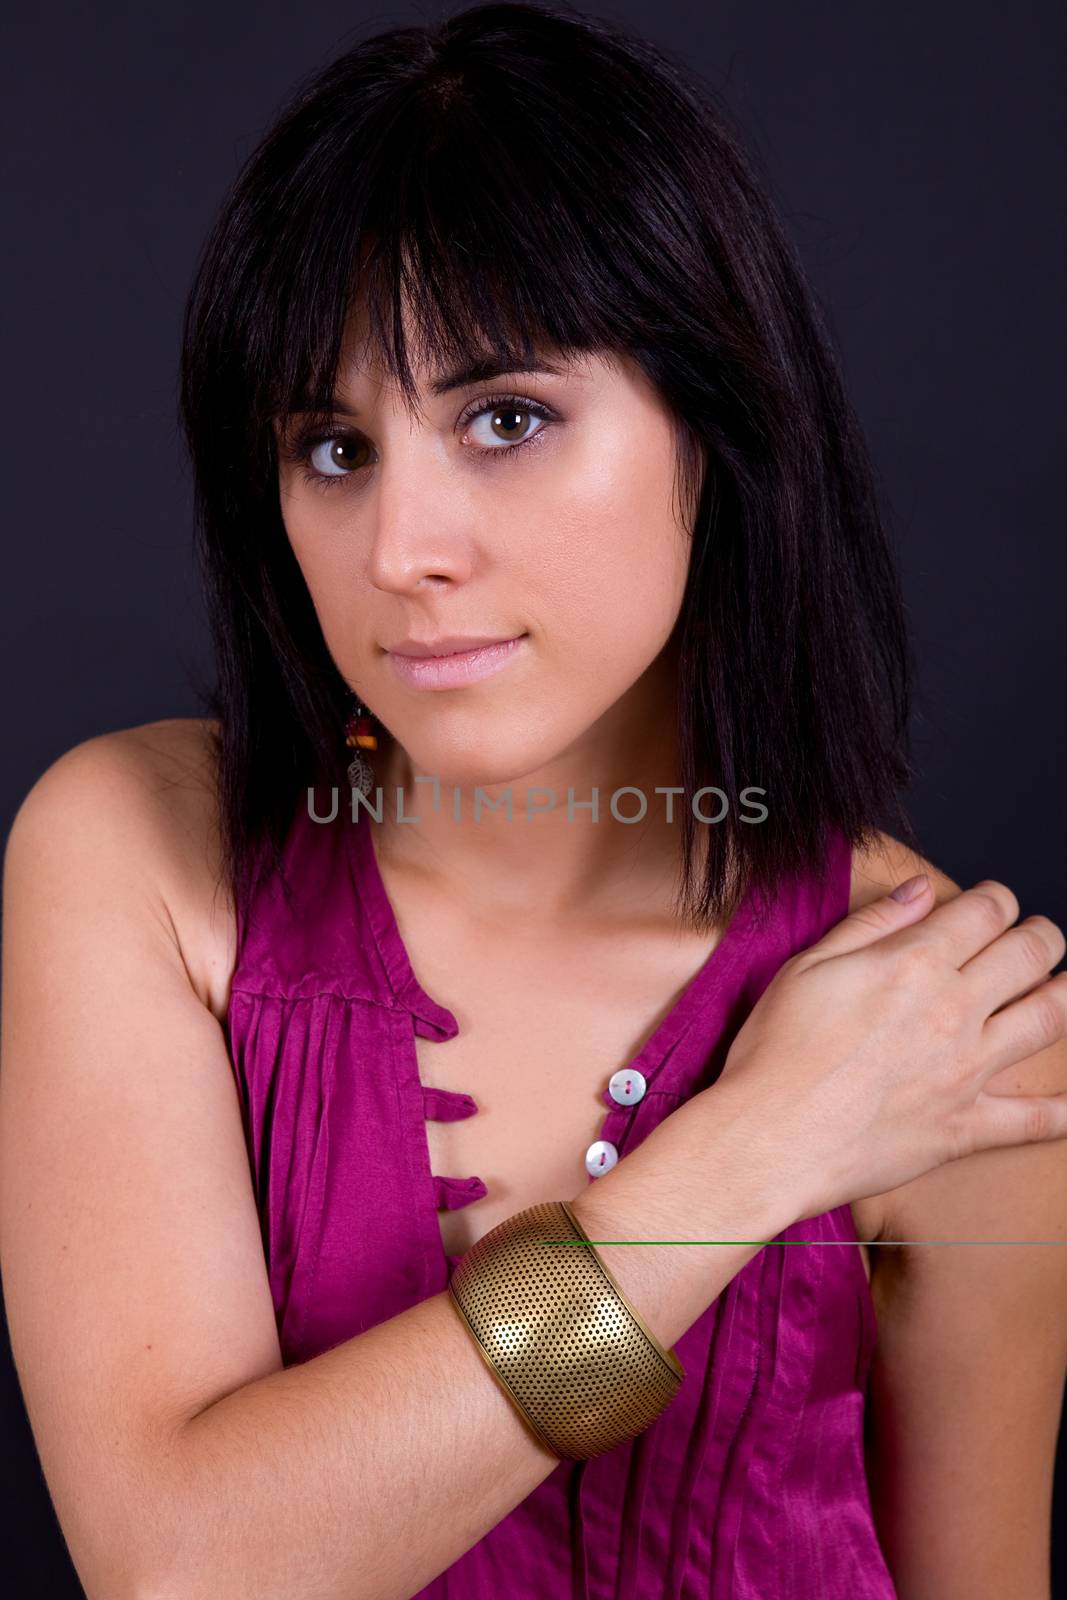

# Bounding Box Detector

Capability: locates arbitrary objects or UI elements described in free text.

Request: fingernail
[890,873,929,903]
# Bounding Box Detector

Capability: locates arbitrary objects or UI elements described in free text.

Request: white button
[608,1068,647,1106]
[585,1140,619,1177]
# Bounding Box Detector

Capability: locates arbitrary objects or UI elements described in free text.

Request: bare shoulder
[847,839,1067,1585]
[848,827,960,914]
[1,718,283,1587]
[6,717,235,1021]
[846,827,1067,1245]
[845,830,963,1249]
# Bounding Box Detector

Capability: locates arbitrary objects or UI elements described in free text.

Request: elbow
[109,1429,250,1600]
[67,1441,216,1600]
[124,1580,205,1600]
[74,1555,180,1600]
[105,1555,222,1600]
[72,1536,200,1600]
[57,1507,188,1600]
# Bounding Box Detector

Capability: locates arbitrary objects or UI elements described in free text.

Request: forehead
[337,291,583,387]
[267,229,640,436]
[281,324,614,429]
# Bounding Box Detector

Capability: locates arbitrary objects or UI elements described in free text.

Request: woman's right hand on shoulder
[713,873,1067,1220]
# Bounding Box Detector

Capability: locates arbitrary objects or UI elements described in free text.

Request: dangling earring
[344,693,378,796]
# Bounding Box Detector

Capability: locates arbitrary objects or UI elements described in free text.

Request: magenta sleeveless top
[224,786,896,1598]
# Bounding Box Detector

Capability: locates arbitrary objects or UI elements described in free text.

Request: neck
[368,663,707,928]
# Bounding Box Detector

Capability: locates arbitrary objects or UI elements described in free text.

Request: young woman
[2,5,1065,1597]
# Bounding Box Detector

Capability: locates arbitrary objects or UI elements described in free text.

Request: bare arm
[854,844,1067,1598]
[165,1105,783,1600]
[0,734,795,1600]
[867,1050,1067,1600]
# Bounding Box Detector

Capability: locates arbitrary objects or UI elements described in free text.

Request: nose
[364,439,476,596]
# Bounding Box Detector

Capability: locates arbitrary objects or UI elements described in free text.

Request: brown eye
[464,397,551,452]
[489,406,530,441]
[309,434,371,476]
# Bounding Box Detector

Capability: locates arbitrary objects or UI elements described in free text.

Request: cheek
[280,495,366,624]
[525,455,690,671]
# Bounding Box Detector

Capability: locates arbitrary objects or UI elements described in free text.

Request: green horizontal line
[540,1239,1067,1247]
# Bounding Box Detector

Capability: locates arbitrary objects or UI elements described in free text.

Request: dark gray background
[2,2,1064,1592]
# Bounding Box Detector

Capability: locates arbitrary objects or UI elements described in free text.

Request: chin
[387,727,566,801]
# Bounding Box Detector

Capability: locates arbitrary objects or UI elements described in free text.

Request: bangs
[180,2,916,928]
[236,30,693,455]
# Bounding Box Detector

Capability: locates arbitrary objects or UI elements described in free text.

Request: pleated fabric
[224,784,896,1597]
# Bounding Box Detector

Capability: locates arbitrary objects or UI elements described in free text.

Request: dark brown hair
[178,0,918,933]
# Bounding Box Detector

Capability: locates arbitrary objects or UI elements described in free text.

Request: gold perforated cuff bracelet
[446,1198,686,1461]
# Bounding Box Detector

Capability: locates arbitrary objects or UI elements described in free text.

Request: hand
[714,875,1067,1220]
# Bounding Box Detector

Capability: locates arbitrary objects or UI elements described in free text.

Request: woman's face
[276,318,696,790]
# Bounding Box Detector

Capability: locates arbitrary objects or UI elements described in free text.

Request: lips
[387,634,525,658]
[385,634,529,690]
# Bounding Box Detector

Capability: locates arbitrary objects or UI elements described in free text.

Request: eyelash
[281,392,556,491]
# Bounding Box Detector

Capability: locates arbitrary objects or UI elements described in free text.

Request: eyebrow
[291,356,569,419]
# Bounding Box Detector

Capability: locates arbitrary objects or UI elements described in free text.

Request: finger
[960,916,1066,1018]
[892,879,1021,970]
[812,874,935,958]
[966,1087,1067,1156]
[979,970,1067,1080]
